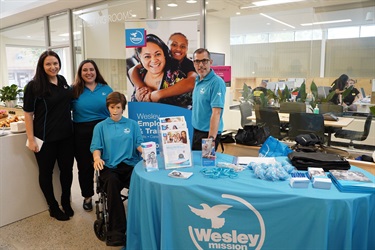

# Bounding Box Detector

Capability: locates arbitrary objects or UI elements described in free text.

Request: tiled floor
[0,165,124,250]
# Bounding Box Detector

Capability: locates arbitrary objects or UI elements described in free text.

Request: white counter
[0,132,61,227]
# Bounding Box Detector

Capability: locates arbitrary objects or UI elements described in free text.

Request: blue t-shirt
[192,69,226,133]
[72,83,113,123]
[90,116,143,168]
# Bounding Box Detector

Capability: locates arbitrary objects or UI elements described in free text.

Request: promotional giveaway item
[158,116,192,169]
[141,141,158,172]
[201,138,216,167]
[308,167,332,189]
[289,172,310,188]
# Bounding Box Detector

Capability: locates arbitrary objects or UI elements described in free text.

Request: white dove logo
[188,203,232,229]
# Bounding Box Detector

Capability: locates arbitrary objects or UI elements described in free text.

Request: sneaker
[83,198,93,211]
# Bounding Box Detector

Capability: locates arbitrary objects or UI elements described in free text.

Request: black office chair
[334,114,372,148]
[256,108,286,140]
[288,113,325,142]
[239,101,253,128]
[279,102,306,113]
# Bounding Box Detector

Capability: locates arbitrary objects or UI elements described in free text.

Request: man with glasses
[191,48,226,151]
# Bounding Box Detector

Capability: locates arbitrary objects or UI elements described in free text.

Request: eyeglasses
[193,59,210,65]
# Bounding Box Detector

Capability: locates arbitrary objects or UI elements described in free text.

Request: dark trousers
[192,128,221,151]
[100,163,134,238]
[35,136,74,208]
[74,120,102,198]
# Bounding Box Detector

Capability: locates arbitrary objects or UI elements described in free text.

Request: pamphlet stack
[158,116,192,169]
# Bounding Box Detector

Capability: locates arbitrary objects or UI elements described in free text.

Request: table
[127,151,375,250]
[247,113,354,145]
[0,132,61,227]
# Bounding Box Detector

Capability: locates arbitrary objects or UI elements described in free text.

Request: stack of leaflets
[202,138,216,167]
[308,167,332,189]
[329,170,375,193]
[158,116,192,169]
[141,142,158,172]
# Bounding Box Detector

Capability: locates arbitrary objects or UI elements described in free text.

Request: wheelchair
[93,170,128,242]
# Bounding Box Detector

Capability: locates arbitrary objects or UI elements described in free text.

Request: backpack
[294,133,322,147]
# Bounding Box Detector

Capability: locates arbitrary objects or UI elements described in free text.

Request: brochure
[158,116,192,169]
[329,170,375,193]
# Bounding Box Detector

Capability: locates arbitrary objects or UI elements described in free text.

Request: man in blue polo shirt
[191,48,226,150]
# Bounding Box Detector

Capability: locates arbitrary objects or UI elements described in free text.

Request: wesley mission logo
[188,194,265,250]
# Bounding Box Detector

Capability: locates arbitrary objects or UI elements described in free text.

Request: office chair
[239,101,253,128]
[334,114,372,148]
[279,102,306,113]
[288,113,325,142]
[256,108,286,140]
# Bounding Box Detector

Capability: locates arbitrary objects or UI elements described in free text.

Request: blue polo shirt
[72,83,113,123]
[90,116,143,168]
[192,69,226,133]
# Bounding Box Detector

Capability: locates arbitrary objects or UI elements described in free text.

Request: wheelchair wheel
[93,219,107,241]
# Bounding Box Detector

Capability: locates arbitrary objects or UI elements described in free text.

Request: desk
[247,113,354,145]
[127,152,375,250]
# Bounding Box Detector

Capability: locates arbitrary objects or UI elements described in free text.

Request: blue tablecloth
[127,151,375,250]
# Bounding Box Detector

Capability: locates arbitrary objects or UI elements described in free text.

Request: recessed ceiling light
[186,0,197,3]
[236,12,241,15]
[156,6,160,10]
[167,1,178,7]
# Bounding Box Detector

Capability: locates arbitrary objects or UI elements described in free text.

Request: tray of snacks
[0,115,25,129]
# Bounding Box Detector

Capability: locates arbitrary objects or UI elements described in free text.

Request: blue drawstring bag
[258,136,292,157]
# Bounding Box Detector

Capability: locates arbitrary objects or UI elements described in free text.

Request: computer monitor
[210,52,225,66]
[360,87,366,98]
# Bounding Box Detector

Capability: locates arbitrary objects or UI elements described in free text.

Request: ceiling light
[241,0,305,9]
[186,0,197,3]
[167,1,178,7]
[260,13,295,29]
[300,19,352,26]
[236,12,241,15]
[156,6,160,10]
[170,13,200,20]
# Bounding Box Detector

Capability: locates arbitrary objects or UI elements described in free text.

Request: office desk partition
[127,152,375,250]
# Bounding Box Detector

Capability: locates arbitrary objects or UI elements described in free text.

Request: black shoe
[49,206,69,221]
[83,198,93,211]
[62,203,74,217]
[106,236,126,247]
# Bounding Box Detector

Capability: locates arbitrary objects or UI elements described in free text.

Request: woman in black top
[329,74,349,104]
[23,50,74,221]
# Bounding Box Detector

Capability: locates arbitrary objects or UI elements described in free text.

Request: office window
[295,29,322,41]
[5,46,45,88]
[360,25,375,37]
[244,33,269,44]
[49,12,70,47]
[269,31,294,43]
[328,26,360,39]
[0,18,46,89]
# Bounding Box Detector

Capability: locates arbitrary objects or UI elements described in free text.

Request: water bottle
[313,105,319,114]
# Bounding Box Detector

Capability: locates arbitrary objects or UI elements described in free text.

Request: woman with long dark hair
[71,59,113,211]
[23,50,74,221]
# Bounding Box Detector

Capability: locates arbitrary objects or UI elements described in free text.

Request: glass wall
[1,0,374,100]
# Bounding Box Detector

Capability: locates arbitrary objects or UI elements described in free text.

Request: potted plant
[0,84,23,107]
